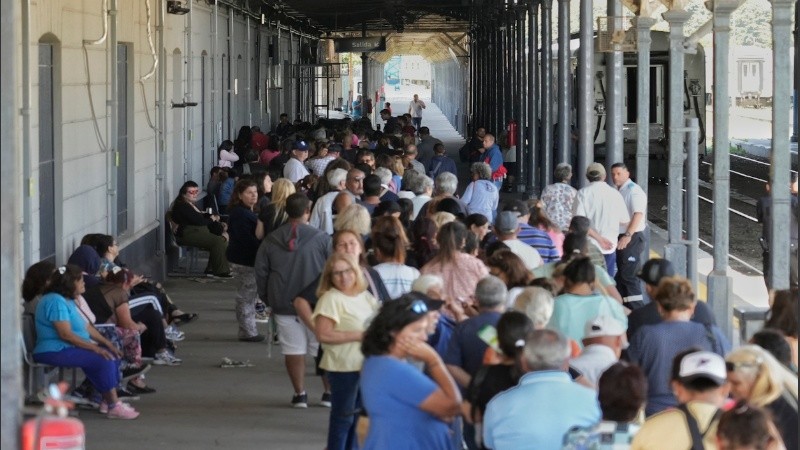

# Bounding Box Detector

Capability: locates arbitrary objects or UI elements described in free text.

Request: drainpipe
[186,0,193,179]
[108,0,119,233]
[228,9,234,138]
[211,0,217,147]
[156,0,168,279]
[21,0,32,268]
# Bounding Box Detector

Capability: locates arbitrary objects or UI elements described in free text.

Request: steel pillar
[708,0,737,340]
[361,23,368,111]
[556,0,571,166]
[541,0,553,186]
[662,9,692,277]
[634,17,656,195]
[528,0,540,195]
[517,4,527,192]
[686,118,700,294]
[769,0,794,289]
[577,0,594,188]
[605,0,624,171]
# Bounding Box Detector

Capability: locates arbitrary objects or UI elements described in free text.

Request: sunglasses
[186,189,200,194]
[725,359,762,372]
[406,299,429,315]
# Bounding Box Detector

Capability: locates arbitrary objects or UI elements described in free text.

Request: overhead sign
[334,37,387,53]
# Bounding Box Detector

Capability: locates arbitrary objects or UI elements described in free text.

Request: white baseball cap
[583,315,626,339]
[678,351,727,386]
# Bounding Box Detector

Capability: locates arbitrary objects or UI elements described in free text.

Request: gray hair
[333,204,371,236]
[471,162,492,181]
[513,287,555,328]
[411,274,444,295]
[435,172,458,196]
[402,169,421,192]
[554,163,572,182]
[327,168,348,187]
[475,275,509,309]
[415,176,434,195]
[523,329,570,371]
[373,167,393,186]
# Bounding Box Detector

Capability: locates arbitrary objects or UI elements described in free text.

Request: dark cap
[294,140,310,151]
[637,258,676,285]
[502,199,529,216]
[327,143,343,153]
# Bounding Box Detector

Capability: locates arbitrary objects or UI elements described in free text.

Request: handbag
[208,220,225,236]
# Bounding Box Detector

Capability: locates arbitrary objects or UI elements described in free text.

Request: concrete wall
[12,0,317,275]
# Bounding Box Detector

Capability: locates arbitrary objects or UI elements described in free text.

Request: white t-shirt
[284,158,310,184]
[408,99,426,118]
[373,263,420,300]
[617,179,647,234]
[503,239,544,271]
[573,182,630,254]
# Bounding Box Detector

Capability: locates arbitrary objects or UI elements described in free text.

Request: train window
[38,42,57,263]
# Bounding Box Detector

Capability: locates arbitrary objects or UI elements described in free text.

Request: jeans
[231,264,258,338]
[615,231,645,303]
[412,117,422,130]
[326,371,361,450]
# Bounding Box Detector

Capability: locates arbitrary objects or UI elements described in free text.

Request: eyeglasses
[186,189,200,195]
[331,268,355,278]
[725,359,762,372]
[406,299,429,315]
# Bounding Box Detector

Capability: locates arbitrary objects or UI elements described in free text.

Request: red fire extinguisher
[21,383,85,450]
[507,120,518,148]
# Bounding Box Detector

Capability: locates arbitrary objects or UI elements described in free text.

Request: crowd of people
[21,101,798,450]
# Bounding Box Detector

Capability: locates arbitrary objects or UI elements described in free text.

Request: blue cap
[294,140,310,151]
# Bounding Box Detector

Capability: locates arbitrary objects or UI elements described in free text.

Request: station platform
[75,95,772,448]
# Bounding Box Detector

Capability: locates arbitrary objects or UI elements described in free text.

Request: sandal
[172,312,198,326]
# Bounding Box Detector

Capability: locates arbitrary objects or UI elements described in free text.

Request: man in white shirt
[569,315,626,389]
[309,168,348,235]
[283,140,311,183]
[611,162,648,308]
[407,94,426,131]
[494,211,544,271]
[573,162,629,277]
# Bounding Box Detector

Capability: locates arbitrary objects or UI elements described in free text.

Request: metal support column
[707,0,737,340]
[769,0,794,290]
[556,0,571,166]
[685,118,700,294]
[794,4,799,143]
[528,0,540,194]
[541,0,554,186]
[517,4,526,192]
[662,8,692,277]
[577,0,594,188]
[605,0,624,171]
[634,17,656,194]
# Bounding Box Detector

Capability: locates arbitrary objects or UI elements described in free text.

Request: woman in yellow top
[313,253,379,450]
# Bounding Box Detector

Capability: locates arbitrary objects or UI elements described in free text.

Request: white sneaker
[165,325,185,342]
[153,350,182,366]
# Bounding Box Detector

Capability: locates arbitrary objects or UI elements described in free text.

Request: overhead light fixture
[167,0,190,15]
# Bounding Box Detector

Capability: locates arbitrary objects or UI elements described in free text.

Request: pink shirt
[421,253,489,303]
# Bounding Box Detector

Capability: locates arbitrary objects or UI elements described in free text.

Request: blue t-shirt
[33,292,91,354]
[628,320,730,416]
[361,356,452,450]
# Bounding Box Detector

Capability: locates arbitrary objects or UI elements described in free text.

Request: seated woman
[170,181,231,277]
[33,265,139,419]
[360,295,462,450]
[22,260,57,315]
[84,233,196,326]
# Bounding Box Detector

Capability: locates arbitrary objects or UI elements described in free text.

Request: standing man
[403,144,426,175]
[573,162,629,277]
[416,126,442,165]
[255,193,332,408]
[611,162,647,309]
[283,140,311,184]
[483,329,601,450]
[408,94,426,131]
[477,133,505,190]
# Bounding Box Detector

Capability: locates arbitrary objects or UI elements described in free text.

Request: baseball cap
[294,140,310,151]
[495,211,519,234]
[677,351,727,386]
[327,143,343,153]
[503,199,529,217]
[586,162,606,179]
[583,315,626,339]
[637,258,676,285]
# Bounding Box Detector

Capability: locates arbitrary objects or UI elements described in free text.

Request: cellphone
[477,324,500,353]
